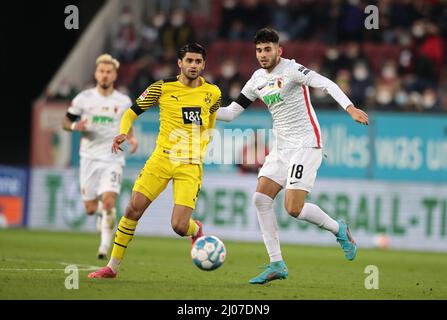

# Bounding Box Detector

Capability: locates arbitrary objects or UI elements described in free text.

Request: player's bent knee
[171,221,188,236]
[253,192,273,211]
[84,203,97,215]
[102,200,115,211]
[124,202,144,221]
[285,203,304,218]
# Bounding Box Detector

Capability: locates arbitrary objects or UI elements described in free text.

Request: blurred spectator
[337,0,364,42]
[215,58,244,106]
[350,61,374,106]
[271,0,315,41]
[129,59,156,99]
[112,23,140,63]
[61,0,447,114]
[159,9,193,52]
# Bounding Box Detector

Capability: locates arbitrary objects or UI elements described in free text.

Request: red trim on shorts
[302,85,321,148]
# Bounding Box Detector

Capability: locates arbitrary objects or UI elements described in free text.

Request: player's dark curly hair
[178,43,207,60]
[254,28,280,44]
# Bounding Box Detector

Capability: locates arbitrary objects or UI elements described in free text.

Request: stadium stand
[46,0,447,113]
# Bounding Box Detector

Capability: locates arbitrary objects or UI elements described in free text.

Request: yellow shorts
[133,154,202,209]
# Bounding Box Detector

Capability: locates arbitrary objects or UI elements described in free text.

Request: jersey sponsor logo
[92,115,114,124]
[182,107,202,125]
[138,89,149,101]
[262,93,284,106]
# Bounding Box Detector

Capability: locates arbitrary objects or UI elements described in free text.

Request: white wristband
[70,122,77,131]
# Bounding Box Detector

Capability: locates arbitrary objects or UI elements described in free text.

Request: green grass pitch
[1,229,446,300]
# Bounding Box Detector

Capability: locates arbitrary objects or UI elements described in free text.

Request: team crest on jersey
[277,78,284,88]
[204,92,212,105]
[138,89,149,101]
[265,77,284,90]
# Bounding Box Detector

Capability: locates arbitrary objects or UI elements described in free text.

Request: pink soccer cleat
[88,266,117,279]
[191,220,204,245]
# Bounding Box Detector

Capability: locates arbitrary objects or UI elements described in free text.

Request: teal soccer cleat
[249,260,288,284]
[336,220,357,261]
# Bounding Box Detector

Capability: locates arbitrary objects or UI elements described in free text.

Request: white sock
[107,257,120,273]
[297,203,339,235]
[253,192,282,262]
[96,201,103,214]
[99,208,116,254]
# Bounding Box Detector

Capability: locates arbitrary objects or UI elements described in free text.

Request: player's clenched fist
[112,134,127,154]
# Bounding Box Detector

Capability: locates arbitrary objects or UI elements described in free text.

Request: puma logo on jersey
[171,95,179,101]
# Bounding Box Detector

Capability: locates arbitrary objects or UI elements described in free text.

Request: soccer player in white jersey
[217,28,369,284]
[62,54,138,260]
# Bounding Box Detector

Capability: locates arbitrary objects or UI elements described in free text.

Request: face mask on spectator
[422,91,437,109]
[353,65,368,81]
[412,23,425,38]
[221,63,237,79]
[171,12,185,27]
[153,14,166,28]
[395,91,408,106]
[223,0,236,9]
[326,48,339,60]
[377,88,393,105]
[382,65,396,80]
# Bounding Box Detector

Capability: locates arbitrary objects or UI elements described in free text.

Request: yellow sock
[185,219,199,237]
[111,216,138,261]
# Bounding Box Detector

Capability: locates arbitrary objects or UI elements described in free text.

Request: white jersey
[68,88,132,164]
[242,58,351,149]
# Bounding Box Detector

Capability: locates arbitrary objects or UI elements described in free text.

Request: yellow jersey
[132,76,221,164]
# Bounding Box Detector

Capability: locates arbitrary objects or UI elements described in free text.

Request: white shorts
[258,147,323,192]
[79,158,123,201]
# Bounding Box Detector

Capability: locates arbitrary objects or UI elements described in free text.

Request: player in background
[88,43,221,279]
[217,28,369,284]
[62,54,138,260]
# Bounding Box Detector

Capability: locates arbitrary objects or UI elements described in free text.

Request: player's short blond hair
[96,54,120,70]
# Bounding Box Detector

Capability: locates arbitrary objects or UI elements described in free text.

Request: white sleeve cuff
[216,101,245,122]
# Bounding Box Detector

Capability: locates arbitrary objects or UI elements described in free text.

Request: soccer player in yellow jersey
[88,43,221,278]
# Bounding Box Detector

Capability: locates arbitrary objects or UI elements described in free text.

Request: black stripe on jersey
[163,76,178,83]
[235,93,253,109]
[131,104,144,115]
[210,96,221,114]
[66,112,80,121]
[136,80,163,110]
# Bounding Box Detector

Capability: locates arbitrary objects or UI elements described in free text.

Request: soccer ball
[191,235,226,271]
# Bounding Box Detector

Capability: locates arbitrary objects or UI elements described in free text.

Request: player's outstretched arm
[216,101,245,122]
[113,108,138,153]
[346,105,369,125]
[112,134,127,154]
[126,127,138,153]
[307,72,368,125]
